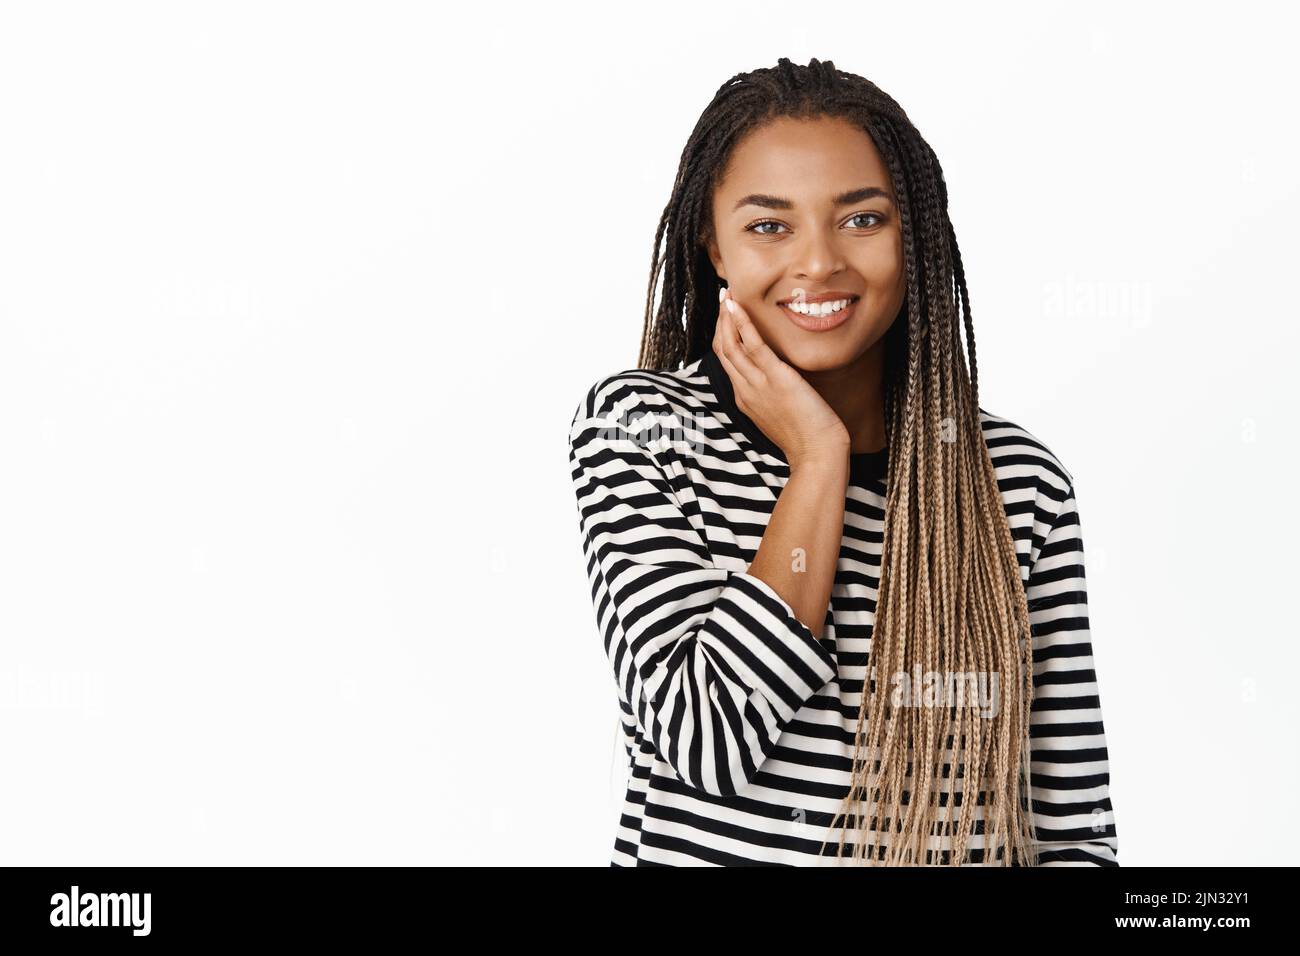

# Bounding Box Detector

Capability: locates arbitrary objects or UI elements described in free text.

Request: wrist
[787,444,850,475]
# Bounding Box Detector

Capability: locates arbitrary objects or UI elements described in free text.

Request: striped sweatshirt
[567,349,1119,866]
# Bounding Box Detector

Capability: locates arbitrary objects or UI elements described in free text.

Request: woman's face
[705,115,907,373]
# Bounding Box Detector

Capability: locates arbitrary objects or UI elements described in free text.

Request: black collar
[698,349,888,485]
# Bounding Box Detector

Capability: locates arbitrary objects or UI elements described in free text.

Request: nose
[790,227,847,280]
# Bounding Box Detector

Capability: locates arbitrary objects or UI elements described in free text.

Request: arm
[746,454,849,641]
[1025,482,1120,865]
[568,380,844,798]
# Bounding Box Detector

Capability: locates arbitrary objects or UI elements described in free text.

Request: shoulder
[978,407,1077,514]
[568,360,713,437]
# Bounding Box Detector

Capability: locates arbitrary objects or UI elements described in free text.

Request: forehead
[717,115,892,199]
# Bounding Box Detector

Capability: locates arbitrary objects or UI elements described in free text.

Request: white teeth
[786,298,851,316]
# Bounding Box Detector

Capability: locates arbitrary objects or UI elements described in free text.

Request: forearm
[746,454,849,639]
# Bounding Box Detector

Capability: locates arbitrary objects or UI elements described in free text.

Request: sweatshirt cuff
[703,570,839,721]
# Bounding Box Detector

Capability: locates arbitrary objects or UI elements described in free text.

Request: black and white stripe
[568,353,1118,866]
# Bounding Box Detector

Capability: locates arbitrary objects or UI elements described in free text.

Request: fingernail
[718,287,726,303]
[725,298,737,314]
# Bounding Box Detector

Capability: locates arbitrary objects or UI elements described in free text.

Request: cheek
[857,239,906,298]
[746,306,786,344]
[730,255,783,294]
[865,236,905,279]
[889,234,907,288]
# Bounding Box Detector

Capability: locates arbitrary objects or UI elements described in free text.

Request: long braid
[636,57,1039,866]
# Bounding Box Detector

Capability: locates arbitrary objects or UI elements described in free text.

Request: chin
[772,331,864,373]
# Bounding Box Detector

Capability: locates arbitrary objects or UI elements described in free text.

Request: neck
[800,344,887,454]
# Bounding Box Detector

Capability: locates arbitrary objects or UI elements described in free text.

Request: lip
[778,296,858,332]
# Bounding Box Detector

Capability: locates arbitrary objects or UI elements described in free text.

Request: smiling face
[704,115,907,373]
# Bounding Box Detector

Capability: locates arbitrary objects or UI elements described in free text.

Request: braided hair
[637,56,1038,865]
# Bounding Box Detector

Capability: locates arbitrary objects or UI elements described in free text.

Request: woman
[567,57,1118,866]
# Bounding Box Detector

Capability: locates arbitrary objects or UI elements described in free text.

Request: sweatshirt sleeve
[568,378,839,798]
[1025,482,1120,866]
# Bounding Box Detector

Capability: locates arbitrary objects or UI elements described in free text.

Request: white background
[1,1,1296,865]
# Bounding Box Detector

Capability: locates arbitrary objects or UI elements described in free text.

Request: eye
[846,211,885,229]
[744,212,886,236]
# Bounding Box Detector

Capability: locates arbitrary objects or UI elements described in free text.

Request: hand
[711,287,850,468]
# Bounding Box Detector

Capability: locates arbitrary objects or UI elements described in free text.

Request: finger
[717,291,759,385]
[715,296,758,388]
[714,340,741,387]
[726,293,767,359]
[713,288,738,353]
[721,291,765,381]
[713,290,744,364]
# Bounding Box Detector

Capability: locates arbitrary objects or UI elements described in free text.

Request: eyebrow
[731,186,894,212]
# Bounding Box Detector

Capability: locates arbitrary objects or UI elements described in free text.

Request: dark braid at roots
[636,56,1039,866]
